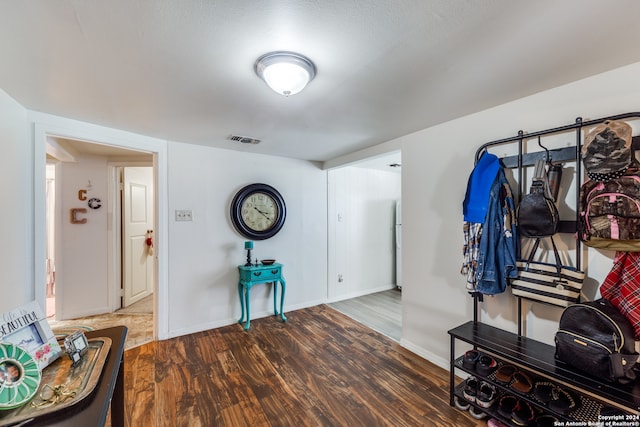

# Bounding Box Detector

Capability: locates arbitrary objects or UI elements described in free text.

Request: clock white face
[73,336,87,351]
[241,192,278,231]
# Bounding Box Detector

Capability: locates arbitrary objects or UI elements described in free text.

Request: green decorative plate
[0,343,41,410]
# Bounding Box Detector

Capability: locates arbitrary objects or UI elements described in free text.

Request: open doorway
[327,150,402,341]
[45,137,156,348]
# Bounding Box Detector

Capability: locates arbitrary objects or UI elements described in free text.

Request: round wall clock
[230,183,286,240]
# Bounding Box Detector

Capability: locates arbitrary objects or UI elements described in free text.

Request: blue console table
[237,263,287,330]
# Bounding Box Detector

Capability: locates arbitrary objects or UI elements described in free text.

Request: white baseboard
[165,298,329,340]
[327,284,396,304]
[400,338,450,372]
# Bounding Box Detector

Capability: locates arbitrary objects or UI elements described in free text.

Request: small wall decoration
[87,197,102,209]
[0,301,63,371]
[70,208,87,224]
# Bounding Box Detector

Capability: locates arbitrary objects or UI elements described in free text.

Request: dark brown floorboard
[123,305,483,427]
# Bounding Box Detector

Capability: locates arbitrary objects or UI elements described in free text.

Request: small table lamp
[244,241,254,266]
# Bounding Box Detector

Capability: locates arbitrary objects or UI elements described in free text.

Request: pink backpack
[578,165,640,252]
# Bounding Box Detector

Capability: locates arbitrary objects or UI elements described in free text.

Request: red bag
[600,251,640,339]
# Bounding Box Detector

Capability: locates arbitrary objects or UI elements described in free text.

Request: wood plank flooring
[328,289,401,341]
[123,304,483,427]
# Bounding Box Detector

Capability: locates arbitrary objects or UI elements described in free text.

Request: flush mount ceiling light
[254,51,316,97]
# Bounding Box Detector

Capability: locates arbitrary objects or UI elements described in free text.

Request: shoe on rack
[511,400,535,426]
[476,354,498,376]
[468,405,487,420]
[511,371,533,394]
[533,382,556,403]
[453,395,470,411]
[476,381,498,409]
[548,387,578,415]
[495,364,517,383]
[462,376,478,403]
[462,349,480,370]
[497,395,518,419]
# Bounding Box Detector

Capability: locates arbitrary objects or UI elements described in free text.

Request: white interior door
[123,167,154,307]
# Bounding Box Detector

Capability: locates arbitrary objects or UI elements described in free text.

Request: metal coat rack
[472,112,640,336]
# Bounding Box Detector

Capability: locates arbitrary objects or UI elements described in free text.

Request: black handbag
[555,299,638,384]
[517,160,559,238]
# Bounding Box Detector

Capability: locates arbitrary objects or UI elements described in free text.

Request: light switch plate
[175,210,192,221]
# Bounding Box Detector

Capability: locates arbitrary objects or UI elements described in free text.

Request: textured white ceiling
[2,1,640,162]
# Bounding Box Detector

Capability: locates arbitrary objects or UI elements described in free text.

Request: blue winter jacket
[463,152,501,223]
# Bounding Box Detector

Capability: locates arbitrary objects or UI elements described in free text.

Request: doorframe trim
[31,112,169,340]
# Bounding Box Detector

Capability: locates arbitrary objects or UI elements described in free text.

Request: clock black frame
[230,183,286,240]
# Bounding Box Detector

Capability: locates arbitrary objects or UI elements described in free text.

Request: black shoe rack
[449,321,640,425]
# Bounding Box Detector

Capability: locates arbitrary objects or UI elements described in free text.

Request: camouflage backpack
[578,163,640,251]
[578,120,640,251]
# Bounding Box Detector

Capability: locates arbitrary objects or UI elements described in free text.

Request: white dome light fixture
[255,51,316,97]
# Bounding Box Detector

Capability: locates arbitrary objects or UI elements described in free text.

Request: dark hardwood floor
[123,304,483,427]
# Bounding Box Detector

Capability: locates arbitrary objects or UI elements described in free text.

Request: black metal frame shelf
[449,321,640,415]
[450,113,640,422]
[472,112,640,331]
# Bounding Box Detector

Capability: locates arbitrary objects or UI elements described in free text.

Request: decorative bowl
[261,259,276,265]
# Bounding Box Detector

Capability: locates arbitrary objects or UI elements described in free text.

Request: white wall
[397,62,640,369]
[15,110,327,340]
[0,89,31,310]
[56,154,110,318]
[327,166,401,300]
[166,141,328,336]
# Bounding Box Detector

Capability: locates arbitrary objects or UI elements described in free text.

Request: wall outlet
[175,210,193,221]
[338,274,343,283]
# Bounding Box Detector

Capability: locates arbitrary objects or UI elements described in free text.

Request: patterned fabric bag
[600,251,640,339]
[578,165,640,251]
[578,120,640,251]
[582,120,633,182]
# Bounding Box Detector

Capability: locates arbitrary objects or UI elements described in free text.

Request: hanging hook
[474,145,488,164]
[537,136,550,164]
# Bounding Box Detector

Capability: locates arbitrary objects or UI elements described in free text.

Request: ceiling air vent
[227,135,262,145]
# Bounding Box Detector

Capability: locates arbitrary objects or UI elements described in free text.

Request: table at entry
[28,325,128,427]
[238,263,287,330]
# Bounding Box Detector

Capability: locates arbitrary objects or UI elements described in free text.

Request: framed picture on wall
[0,301,63,370]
